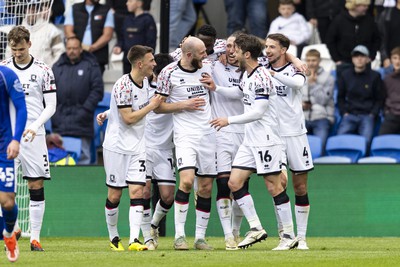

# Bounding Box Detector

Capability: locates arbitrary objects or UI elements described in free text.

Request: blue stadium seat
[92,92,111,163]
[307,134,322,160]
[370,135,400,162]
[94,92,111,148]
[44,120,52,134]
[325,134,366,163]
[62,136,82,163]
[313,156,352,164]
[357,156,397,164]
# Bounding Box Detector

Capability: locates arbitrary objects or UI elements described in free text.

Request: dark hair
[266,33,290,50]
[279,0,294,6]
[197,24,217,38]
[127,45,153,65]
[234,34,263,60]
[142,0,152,11]
[64,36,82,46]
[8,25,30,45]
[154,53,173,76]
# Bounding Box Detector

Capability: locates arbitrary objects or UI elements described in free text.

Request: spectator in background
[106,0,130,44]
[379,46,400,135]
[20,1,65,67]
[64,0,114,74]
[224,0,267,39]
[113,0,156,74]
[302,49,335,153]
[306,0,345,43]
[169,0,196,51]
[377,0,400,68]
[49,0,65,24]
[52,37,104,165]
[268,0,311,57]
[337,45,383,146]
[326,0,380,79]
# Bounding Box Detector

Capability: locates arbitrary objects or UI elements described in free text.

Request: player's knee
[180,179,193,192]
[143,187,152,200]
[293,183,307,196]
[1,197,16,211]
[228,179,242,193]
[161,193,174,206]
[29,187,44,201]
[106,198,120,209]
[197,180,213,197]
[231,184,248,200]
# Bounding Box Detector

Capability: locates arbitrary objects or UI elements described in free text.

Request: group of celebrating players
[98,26,313,253]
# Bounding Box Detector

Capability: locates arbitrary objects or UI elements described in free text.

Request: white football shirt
[145,82,174,149]
[1,57,56,136]
[156,60,214,135]
[240,66,281,146]
[267,62,307,136]
[210,61,244,134]
[103,74,150,155]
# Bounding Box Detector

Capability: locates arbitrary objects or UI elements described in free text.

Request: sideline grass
[1,237,399,266]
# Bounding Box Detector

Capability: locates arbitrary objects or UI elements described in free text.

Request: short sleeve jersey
[145,82,174,149]
[156,60,214,135]
[210,61,244,134]
[267,62,307,136]
[1,57,56,136]
[240,65,281,147]
[103,74,150,155]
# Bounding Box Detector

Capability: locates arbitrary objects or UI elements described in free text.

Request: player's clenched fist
[149,94,164,109]
[7,140,20,160]
[97,112,108,126]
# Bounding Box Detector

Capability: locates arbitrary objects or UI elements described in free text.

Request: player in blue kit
[0,65,27,262]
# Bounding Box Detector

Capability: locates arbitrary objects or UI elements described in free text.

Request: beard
[268,54,281,65]
[191,58,203,69]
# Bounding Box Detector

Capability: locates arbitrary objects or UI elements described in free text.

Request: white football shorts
[103,148,146,188]
[216,131,243,174]
[281,134,314,173]
[146,147,176,186]
[174,132,217,177]
[16,134,51,180]
[232,144,283,175]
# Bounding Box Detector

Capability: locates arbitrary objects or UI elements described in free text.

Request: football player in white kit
[206,33,297,250]
[101,45,163,252]
[155,36,216,250]
[265,33,313,250]
[209,32,245,250]
[2,26,57,252]
[140,54,175,250]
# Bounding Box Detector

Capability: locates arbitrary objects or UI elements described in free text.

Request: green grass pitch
[1,237,399,266]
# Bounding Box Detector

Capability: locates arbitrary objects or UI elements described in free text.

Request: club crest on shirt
[29,74,37,82]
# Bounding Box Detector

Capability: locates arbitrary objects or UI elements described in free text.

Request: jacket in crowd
[51,51,104,138]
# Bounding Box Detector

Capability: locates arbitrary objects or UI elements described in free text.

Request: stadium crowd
[0,0,400,262]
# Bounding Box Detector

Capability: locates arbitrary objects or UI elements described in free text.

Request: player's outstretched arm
[119,94,163,125]
[154,97,206,114]
[270,70,306,90]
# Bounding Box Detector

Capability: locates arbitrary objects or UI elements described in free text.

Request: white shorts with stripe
[146,147,176,186]
[103,148,146,188]
[175,132,217,177]
[16,135,51,180]
[232,144,283,175]
[281,134,314,173]
[216,131,243,175]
